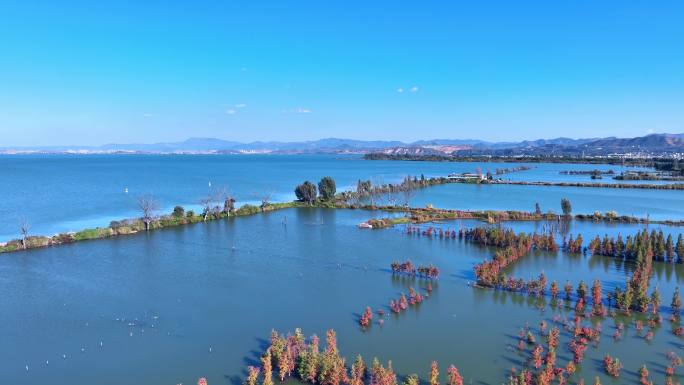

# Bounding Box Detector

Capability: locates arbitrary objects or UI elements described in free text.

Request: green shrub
[74,228,112,241]
[235,204,261,216]
[159,215,185,227]
[0,241,20,253]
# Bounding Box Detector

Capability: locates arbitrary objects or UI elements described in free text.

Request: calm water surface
[1,208,683,385]
[409,183,684,221]
[0,154,671,240]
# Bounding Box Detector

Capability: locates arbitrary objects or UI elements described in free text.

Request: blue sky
[1,1,683,146]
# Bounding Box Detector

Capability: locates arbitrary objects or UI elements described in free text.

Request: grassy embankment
[3,174,684,254]
[0,201,324,254]
[363,205,684,229]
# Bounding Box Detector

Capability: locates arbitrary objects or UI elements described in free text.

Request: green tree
[651,287,661,315]
[672,287,682,316]
[623,283,634,311]
[295,181,318,204]
[318,177,337,200]
[667,234,675,261]
[560,198,572,217]
[576,280,587,301]
[223,197,236,214]
[172,205,185,218]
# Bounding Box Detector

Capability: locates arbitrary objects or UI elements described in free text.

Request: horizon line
[2,131,683,149]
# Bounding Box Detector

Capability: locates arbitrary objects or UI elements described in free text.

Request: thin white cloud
[397,86,418,93]
[282,107,312,114]
[234,103,247,108]
[143,113,156,118]
[226,109,236,115]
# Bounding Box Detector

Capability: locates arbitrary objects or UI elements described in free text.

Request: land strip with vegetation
[3,175,684,255]
[488,179,684,190]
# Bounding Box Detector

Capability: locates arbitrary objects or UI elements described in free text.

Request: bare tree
[401,175,416,209]
[355,179,372,206]
[259,190,273,211]
[200,185,232,220]
[372,176,385,208]
[137,194,158,231]
[385,190,397,208]
[19,217,30,249]
[199,195,213,221]
[214,186,234,215]
[250,185,274,212]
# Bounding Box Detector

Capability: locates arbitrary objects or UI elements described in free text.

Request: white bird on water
[208,181,212,187]
[25,364,29,372]
[124,187,129,194]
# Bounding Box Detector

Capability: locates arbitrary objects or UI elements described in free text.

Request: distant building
[447,172,486,181]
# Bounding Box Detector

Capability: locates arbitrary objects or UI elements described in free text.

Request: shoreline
[4,174,684,255]
[4,199,684,255]
[486,179,684,190]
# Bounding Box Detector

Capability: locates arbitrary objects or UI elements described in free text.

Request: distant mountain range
[2,133,683,156]
[376,133,684,157]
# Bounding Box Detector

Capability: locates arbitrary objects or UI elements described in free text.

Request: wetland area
[1,154,684,385]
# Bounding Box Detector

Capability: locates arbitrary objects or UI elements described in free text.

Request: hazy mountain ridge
[2,133,683,155]
[378,134,684,156]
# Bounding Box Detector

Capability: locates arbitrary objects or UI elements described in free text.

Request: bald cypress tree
[672,287,682,317]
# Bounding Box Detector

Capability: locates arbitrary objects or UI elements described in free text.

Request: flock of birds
[21,183,342,379]
[22,312,172,374]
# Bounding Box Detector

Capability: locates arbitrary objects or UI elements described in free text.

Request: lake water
[1,155,684,385]
[1,207,684,385]
[0,154,673,241]
[409,183,684,221]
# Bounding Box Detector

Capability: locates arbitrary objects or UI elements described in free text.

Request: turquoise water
[1,208,683,385]
[0,154,673,241]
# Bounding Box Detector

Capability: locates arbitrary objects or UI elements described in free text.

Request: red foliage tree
[429,361,439,385]
[447,365,463,385]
